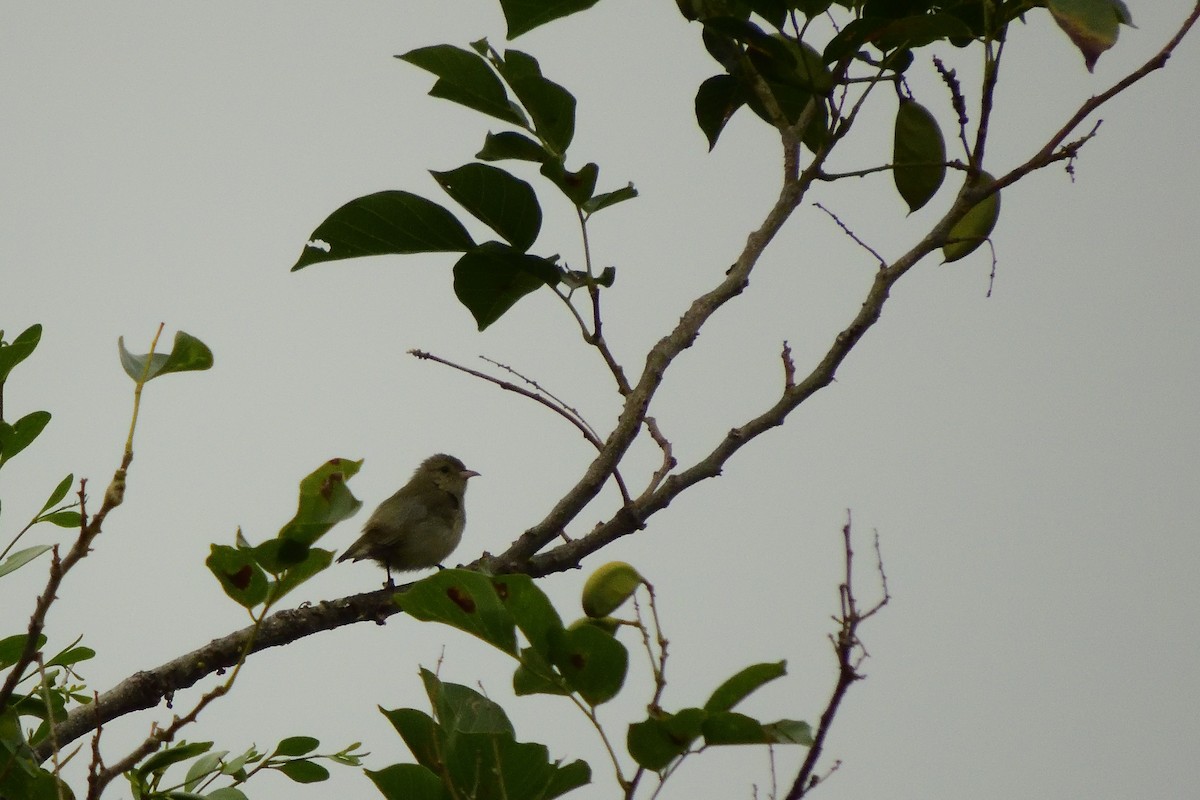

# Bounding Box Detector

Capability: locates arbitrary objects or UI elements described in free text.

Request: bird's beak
[461,469,481,479]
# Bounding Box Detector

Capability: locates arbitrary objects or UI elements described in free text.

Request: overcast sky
[3,3,1199,799]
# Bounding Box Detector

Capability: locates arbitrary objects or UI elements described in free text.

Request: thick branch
[35,588,399,763]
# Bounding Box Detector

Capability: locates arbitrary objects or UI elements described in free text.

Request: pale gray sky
[3,3,1198,799]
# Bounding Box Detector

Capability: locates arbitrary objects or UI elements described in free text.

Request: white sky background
[3,2,1198,799]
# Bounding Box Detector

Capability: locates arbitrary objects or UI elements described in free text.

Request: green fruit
[581,561,643,618]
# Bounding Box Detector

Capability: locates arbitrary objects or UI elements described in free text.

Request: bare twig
[409,348,634,506]
[784,514,889,800]
[813,203,888,269]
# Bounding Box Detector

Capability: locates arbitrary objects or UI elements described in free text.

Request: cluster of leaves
[365,564,811,798]
[206,458,363,613]
[291,37,635,330]
[292,0,1133,327]
[124,735,366,800]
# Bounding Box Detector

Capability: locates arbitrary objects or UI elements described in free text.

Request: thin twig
[813,203,887,269]
[409,349,633,506]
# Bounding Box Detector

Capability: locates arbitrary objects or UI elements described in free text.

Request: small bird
[338,453,479,585]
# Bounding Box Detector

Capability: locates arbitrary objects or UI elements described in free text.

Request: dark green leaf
[206,544,269,608]
[453,243,560,330]
[872,13,975,50]
[432,164,542,251]
[379,707,442,770]
[397,45,525,125]
[205,787,250,800]
[702,710,769,744]
[943,172,1001,263]
[0,633,46,669]
[477,131,550,163]
[582,183,637,215]
[704,660,787,712]
[272,736,319,757]
[397,569,519,655]
[552,622,628,705]
[1049,0,1134,71]
[539,161,598,207]
[0,546,52,580]
[39,474,74,514]
[695,74,744,150]
[893,97,946,213]
[0,324,42,386]
[365,763,444,800]
[292,191,475,271]
[496,50,576,154]
[491,573,564,661]
[513,647,570,696]
[500,0,602,38]
[627,716,689,771]
[117,331,213,382]
[0,411,50,468]
[276,759,330,783]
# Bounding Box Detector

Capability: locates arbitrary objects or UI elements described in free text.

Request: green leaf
[183,750,227,790]
[0,324,42,387]
[0,411,51,468]
[268,547,334,602]
[513,647,570,696]
[872,13,975,50]
[272,736,319,757]
[1049,0,1134,71]
[582,183,638,215]
[477,130,550,163]
[763,718,814,745]
[291,191,475,271]
[276,759,330,783]
[702,710,770,744]
[432,164,542,251]
[491,573,565,661]
[397,45,525,125]
[379,707,441,770]
[499,0,603,38]
[552,622,628,705]
[495,50,576,154]
[275,458,363,549]
[136,741,213,779]
[0,633,46,669]
[704,660,787,712]
[365,763,444,800]
[0,546,52,580]
[206,544,269,609]
[893,97,946,213]
[38,511,82,528]
[453,242,560,330]
[204,788,250,800]
[421,669,516,736]
[397,569,519,655]
[117,331,213,382]
[943,172,1001,263]
[539,160,598,207]
[627,710,702,771]
[45,644,95,669]
[39,474,74,514]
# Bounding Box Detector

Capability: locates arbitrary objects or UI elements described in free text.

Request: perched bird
[338,453,479,585]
